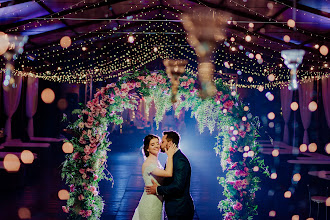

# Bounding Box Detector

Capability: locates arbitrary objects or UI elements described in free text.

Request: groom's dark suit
[157,149,195,220]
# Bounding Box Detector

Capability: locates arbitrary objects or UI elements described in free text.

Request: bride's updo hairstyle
[143,134,159,157]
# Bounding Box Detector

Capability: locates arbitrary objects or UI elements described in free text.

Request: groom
[146,131,195,220]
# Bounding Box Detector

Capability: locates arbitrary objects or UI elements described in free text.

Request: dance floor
[0,132,328,219]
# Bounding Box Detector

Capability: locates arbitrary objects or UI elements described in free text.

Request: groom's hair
[163,131,180,146]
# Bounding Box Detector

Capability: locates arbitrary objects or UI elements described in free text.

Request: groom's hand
[145,179,157,195]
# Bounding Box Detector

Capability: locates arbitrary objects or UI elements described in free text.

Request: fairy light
[287,19,295,28]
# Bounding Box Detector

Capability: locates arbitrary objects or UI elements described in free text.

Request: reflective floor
[0,132,329,219]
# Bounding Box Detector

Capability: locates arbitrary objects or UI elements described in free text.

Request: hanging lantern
[163,59,188,103]
[281,49,305,90]
[182,10,228,99]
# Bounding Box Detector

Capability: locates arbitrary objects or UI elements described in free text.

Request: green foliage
[61,69,268,220]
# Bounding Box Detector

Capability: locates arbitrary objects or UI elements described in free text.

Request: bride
[132,134,176,220]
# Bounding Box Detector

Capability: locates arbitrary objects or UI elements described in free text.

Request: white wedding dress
[132,163,164,220]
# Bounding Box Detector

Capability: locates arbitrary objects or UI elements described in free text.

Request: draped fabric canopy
[280,87,293,144]
[298,80,314,144]
[322,78,330,128]
[3,76,23,140]
[26,77,39,137]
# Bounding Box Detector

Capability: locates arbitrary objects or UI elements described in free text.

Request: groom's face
[160,135,169,153]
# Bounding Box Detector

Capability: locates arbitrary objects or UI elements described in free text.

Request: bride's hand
[165,143,176,157]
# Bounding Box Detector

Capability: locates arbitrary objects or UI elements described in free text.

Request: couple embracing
[132,131,195,220]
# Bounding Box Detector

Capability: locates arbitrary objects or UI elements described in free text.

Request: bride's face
[148,138,160,156]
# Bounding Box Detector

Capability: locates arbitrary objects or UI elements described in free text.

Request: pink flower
[188,78,195,84]
[83,155,91,163]
[221,94,229,102]
[238,130,246,138]
[73,152,80,160]
[224,100,234,109]
[109,98,115,104]
[94,174,98,181]
[82,173,87,179]
[136,82,141,88]
[225,212,235,220]
[156,75,163,82]
[92,190,99,196]
[84,145,91,155]
[79,210,86,217]
[233,202,243,211]
[79,169,85,174]
[70,184,75,192]
[90,186,96,192]
[62,206,69,213]
[78,194,84,201]
[85,210,92,217]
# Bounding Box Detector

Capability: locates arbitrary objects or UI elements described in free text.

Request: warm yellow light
[269,210,276,217]
[314,44,319,49]
[326,197,330,206]
[4,154,21,172]
[18,207,31,219]
[283,35,290,43]
[268,74,275,82]
[271,173,277,179]
[287,19,295,28]
[249,23,254,28]
[244,106,249,111]
[62,142,74,153]
[290,102,299,111]
[308,101,317,112]
[248,151,254,157]
[60,36,71,48]
[299,144,307,152]
[284,191,292,198]
[58,189,70,200]
[0,32,9,55]
[20,150,34,164]
[248,76,253,82]
[245,35,252,42]
[255,54,261,60]
[233,130,238,135]
[308,143,317,152]
[230,37,235,42]
[293,173,301,182]
[272,149,279,157]
[253,166,259,172]
[320,45,328,56]
[244,146,250,151]
[292,215,299,220]
[242,116,247,121]
[258,85,264,92]
[128,35,135,43]
[268,112,275,120]
[41,88,55,104]
[325,143,330,154]
[153,47,158,52]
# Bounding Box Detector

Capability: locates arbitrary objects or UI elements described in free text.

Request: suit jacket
[157,149,195,217]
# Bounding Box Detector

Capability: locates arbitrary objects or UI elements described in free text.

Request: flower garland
[61,68,269,219]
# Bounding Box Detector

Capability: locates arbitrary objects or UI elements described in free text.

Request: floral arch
[61,69,269,220]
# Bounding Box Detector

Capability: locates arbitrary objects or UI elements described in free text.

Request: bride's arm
[151,145,176,177]
[151,155,173,177]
